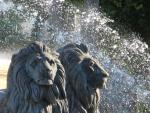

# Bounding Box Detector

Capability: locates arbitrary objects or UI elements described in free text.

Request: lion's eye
[95,66,101,74]
[48,59,55,65]
[37,56,42,60]
[31,59,39,68]
[89,66,94,72]
[89,61,94,66]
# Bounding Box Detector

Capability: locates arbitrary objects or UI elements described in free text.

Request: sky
[0,0,13,11]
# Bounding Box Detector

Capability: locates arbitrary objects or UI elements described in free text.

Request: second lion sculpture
[4,42,68,113]
[58,43,109,113]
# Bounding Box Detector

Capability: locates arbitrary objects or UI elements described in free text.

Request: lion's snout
[102,71,109,78]
[37,79,53,85]
[36,72,55,85]
[35,70,55,85]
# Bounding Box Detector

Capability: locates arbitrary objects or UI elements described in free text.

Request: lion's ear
[12,54,16,60]
[79,43,88,53]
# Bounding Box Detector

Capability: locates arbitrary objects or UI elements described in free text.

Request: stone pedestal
[0,89,6,113]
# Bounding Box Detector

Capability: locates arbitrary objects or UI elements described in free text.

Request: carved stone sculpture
[57,43,109,113]
[2,42,68,113]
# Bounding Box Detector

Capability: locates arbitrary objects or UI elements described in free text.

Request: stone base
[0,89,6,113]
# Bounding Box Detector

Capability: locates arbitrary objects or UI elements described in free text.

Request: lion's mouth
[89,76,108,89]
[37,79,54,85]
[95,77,108,89]
[102,82,107,89]
[101,78,108,89]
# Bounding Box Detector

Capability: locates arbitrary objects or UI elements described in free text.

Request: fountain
[0,0,150,113]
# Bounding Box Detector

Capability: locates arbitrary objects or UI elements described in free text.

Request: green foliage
[137,102,150,113]
[65,0,84,7]
[65,0,150,45]
[100,0,150,46]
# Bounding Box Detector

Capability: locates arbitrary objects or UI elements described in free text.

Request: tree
[0,9,25,50]
[100,0,150,46]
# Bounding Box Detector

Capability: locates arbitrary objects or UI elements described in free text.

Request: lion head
[58,43,109,113]
[25,52,57,85]
[5,42,67,113]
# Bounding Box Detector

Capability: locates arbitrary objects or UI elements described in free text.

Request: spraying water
[0,0,150,113]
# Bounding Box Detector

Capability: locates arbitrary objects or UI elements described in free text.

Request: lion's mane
[58,43,109,113]
[4,42,68,113]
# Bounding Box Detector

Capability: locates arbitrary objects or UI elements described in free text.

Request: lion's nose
[102,71,109,78]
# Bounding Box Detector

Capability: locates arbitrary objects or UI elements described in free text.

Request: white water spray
[0,0,150,113]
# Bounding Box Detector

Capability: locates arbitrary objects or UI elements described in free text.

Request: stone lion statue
[3,42,68,113]
[57,43,109,113]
